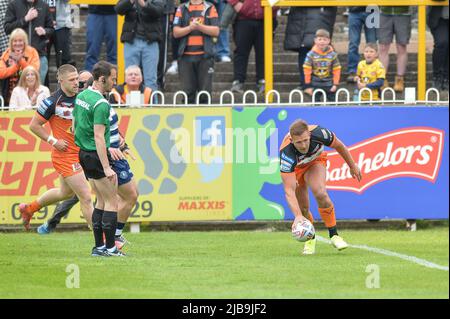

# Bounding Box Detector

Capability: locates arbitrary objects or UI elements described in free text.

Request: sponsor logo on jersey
[325,127,445,193]
[37,98,52,115]
[281,152,295,164]
[72,162,82,172]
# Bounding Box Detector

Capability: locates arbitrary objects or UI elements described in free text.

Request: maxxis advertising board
[0,108,232,225]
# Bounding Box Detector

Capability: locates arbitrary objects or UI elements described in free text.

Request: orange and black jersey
[279,125,335,173]
[37,89,79,156]
[173,2,219,56]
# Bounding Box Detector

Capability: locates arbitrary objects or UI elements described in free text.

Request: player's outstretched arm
[281,172,307,229]
[330,136,362,182]
[29,114,68,151]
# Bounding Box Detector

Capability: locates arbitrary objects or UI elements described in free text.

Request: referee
[73,61,124,257]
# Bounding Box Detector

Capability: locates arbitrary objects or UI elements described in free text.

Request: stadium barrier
[0,91,448,226]
[1,88,448,110]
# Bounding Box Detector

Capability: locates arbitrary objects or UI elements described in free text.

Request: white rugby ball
[292,219,315,242]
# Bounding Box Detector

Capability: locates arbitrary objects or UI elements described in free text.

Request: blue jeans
[216,0,230,58]
[348,12,377,73]
[124,38,159,92]
[85,14,117,71]
[39,56,48,83]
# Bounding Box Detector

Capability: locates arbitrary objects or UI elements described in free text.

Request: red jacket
[227,0,277,20]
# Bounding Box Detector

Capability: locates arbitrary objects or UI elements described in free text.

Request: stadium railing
[261,0,449,102]
[1,87,447,111]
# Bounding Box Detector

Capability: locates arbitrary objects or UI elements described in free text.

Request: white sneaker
[166,61,178,75]
[302,238,316,255]
[218,56,231,63]
[330,235,349,251]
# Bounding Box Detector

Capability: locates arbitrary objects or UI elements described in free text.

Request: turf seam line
[316,236,449,272]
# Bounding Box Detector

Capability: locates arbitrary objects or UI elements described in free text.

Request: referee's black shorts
[79,149,113,180]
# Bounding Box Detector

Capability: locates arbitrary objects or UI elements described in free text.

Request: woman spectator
[0,28,40,106]
[9,65,50,111]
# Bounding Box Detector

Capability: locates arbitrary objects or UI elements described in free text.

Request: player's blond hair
[290,119,309,137]
[57,64,78,81]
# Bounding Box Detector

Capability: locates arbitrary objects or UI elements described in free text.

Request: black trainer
[91,246,107,257]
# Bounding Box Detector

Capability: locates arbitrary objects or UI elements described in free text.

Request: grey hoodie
[55,0,73,29]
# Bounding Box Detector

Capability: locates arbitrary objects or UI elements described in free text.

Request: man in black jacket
[428,5,448,91]
[116,0,164,93]
[4,0,54,83]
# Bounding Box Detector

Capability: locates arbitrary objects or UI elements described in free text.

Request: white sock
[107,246,117,253]
[115,229,122,236]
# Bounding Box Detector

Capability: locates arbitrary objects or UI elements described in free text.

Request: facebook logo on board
[195,116,225,146]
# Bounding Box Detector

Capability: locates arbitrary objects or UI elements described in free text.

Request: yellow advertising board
[0,108,232,225]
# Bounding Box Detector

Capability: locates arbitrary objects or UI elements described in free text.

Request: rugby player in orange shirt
[19,64,93,230]
[280,119,362,255]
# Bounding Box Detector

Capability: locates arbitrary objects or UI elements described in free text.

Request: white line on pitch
[316,236,449,272]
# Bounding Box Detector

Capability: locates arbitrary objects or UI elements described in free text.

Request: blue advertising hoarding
[233,106,449,220]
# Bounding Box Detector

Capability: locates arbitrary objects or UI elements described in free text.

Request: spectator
[303,29,341,102]
[284,6,337,90]
[229,0,277,94]
[346,6,377,83]
[45,1,74,71]
[354,43,385,101]
[0,28,40,105]
[166,0,190,76]
[166,36,180,75]
[377,6,411,93]
[0,0,8,55]
[173,0,219,104]
[78,69,94,91]
[85,4,117,71]
[9,65,50,110]
[110,65,152,105]
[4,0,54,82]
[215,0,231,63]
[116,0,164,94]
[428,5,448,92]
[157,0,176,90]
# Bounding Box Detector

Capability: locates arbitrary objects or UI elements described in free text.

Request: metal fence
[0,87,448,111]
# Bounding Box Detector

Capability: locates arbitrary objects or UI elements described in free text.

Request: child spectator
[9,65,50,110]
[354,43,386,101]
[173,0,219,104]
[303,29,341,102]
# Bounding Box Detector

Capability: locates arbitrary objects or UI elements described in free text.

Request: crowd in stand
[0,0,448,107]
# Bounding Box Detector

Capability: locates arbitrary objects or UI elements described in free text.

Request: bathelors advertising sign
[326,127,445,193]
[232,106,449,220]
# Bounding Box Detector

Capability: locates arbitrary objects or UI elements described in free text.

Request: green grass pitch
[0,228,448,298]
